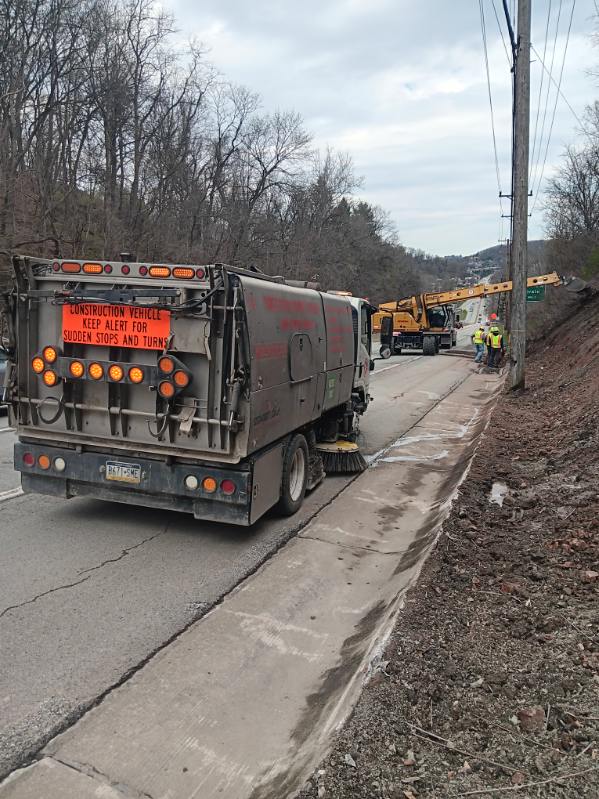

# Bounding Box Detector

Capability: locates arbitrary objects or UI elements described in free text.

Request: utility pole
[510,0,531,390]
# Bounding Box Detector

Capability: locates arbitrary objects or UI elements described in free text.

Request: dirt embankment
[299,287,599,799]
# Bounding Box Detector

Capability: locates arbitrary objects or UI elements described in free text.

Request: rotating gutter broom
[315,440,368,474]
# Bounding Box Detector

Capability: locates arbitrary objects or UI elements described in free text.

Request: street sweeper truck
[2,256,375,525]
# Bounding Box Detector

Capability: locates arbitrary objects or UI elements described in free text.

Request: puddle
[489,481,508,507]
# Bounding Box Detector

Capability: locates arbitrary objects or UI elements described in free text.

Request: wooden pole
[510,0,531,390]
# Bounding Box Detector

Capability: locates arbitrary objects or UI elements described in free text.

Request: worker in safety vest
[471,326,486,363]
[486,326,505,368]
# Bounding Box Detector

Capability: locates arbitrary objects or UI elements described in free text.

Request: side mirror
[370,359,375,371]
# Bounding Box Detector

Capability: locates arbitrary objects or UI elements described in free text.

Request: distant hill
[472,240,546,275]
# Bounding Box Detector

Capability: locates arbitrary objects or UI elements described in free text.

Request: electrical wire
[478,0,506,229]
[529,0,553,182]
[531,0,576,215]
[491,0,513,66]
[530,0,564,193]
[531,43,590,135]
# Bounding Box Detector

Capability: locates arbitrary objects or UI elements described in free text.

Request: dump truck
[373,272,562,357]
[2,256,375,525]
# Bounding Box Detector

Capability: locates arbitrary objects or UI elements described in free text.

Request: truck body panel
[5,257,373,524]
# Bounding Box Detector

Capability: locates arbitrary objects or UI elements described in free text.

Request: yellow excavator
[374,272,563,357]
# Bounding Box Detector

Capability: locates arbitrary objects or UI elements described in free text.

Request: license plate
[105,461,141,484]
[62,304,170,350]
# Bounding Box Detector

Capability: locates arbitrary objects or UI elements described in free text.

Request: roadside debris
[299,285,599,797]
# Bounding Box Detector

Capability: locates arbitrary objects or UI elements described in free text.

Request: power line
[529,0,552,181]
[530,0,563,193]
[531,43,590,135]
[478,0,505,223]
[531,0,576,214]
[491,0,513,66]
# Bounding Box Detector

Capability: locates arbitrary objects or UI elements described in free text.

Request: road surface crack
[77,528,167,576]
[51,755,155,798]
[0,575,92,619]
[0,529,168,619]
[300,533,401,556]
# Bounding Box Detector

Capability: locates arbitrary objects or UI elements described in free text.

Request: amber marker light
[89,362,104,380]
[173,267,195,279]
[158,356,174,374]
[202,476,217,493]
[42,346,57,363]
[173,370,189,388]
[149,266,171,278]
[158,381,175,399]
[108,364,124,381]
[128,366,144,384]
[83,263,103,274]
[43,370,58,387]
[38,454,51,470]
[61,262,81,273]
[69,360,84,378]
[32,357,45,374]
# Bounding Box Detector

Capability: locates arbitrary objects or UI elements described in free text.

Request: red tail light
[221,479,236,496]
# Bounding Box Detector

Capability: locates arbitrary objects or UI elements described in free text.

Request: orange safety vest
[487,332,503,349]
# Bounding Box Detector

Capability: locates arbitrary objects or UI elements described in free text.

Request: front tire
[278,434,309,516]
[423,336,438,356]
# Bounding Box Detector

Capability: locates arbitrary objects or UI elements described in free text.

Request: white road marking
[0,486,24,503]
[0,426,15,434]
[371,356,423,376]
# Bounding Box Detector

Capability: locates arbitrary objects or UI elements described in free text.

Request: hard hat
[490,326,500,332]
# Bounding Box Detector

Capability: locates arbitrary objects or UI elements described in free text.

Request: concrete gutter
[0,370,503,799]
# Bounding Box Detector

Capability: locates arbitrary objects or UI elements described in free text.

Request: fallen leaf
[518,706,546,733]
[511,771,526,785]
[344,753,356,768]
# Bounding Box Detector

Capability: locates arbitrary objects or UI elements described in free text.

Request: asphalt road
[0,350,477,779]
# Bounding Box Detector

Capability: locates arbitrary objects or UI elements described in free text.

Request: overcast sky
[163,0,596,256]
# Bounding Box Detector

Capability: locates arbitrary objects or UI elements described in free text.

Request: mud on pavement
[299,290,599,798]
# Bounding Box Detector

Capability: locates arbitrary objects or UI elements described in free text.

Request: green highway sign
[526,285,546,302]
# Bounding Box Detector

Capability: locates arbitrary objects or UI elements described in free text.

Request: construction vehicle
[374,272,562,357]
[2,256,375,525]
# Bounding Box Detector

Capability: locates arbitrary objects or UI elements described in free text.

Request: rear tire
[277,434,309,516]
[423,337,438,356]
[379,345,391,359]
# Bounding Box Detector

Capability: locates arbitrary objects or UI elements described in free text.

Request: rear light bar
[22,451,66,473]
[32,352,192,394]
[57,358,153,385]
[183,474,238,497]
[50,260,209,281]
[31,345,192,397]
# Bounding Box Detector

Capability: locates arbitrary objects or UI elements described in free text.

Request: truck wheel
[278,434,309,516]
[423,337,437,356]
[379,345,391,359]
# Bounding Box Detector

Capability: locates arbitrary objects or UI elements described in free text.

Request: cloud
[165,0,596,255]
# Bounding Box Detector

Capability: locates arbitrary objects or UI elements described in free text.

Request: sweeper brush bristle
[315,441,368,474]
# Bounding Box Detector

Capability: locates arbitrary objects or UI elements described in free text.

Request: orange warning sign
[62,304,171,350]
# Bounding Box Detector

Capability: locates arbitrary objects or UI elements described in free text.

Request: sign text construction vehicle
[3,257,374,525]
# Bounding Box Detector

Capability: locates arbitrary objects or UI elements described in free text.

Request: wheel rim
[289,447,306,502]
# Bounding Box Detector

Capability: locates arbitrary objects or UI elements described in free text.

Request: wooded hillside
[0,0,470,302]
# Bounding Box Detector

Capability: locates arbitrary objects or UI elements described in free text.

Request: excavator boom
[379,272,562,313]
[374,272,564,357]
